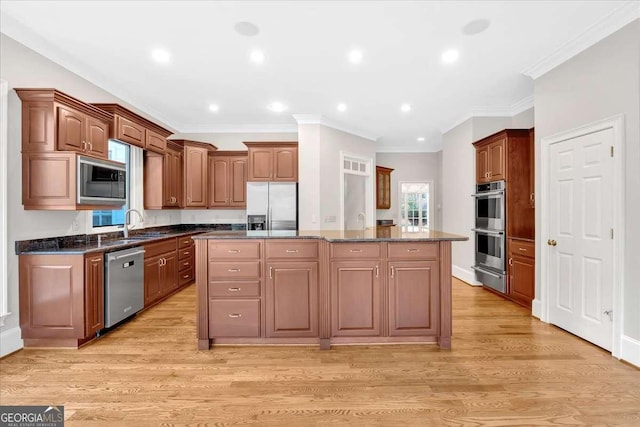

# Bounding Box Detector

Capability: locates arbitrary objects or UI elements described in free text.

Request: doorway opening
[341,154,372,231]
[399,182,431,231]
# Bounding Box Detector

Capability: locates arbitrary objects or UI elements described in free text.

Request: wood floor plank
[1,279,639,426]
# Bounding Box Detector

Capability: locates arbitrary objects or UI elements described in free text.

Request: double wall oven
[472,181,506,292]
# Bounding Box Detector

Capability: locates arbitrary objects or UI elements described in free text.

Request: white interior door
[548,128,614,351]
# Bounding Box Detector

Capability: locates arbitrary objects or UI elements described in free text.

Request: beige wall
[297,123,322,229]
[375,152,442,230]
[534,20,640,346]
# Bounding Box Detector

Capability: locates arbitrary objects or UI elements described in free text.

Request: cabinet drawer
[509,239,535,258]
[179,257,193,271]
[210,261,261,280]
[179,246,193,260]
[209,241,261,259]
[331,243,381,259]
[266,240,318,259]
[144,238,177,258]
[178,235,194,249]
[388,242,437,260]
[209,299,260,337]
[179,268,194,286]
[209,281,260,297]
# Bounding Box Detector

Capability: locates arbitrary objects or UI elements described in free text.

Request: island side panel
[319,239,331,349]
[438,240,452,349]
[195,239,210,350]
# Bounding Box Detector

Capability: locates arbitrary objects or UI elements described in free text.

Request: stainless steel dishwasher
[104,246,145,328]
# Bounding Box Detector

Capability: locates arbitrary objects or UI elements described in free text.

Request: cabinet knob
[547,239,557,246]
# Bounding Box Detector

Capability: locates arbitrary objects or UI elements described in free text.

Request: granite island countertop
[192,228,468,242]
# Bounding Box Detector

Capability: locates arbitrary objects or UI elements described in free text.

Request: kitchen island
[193,228,467,350]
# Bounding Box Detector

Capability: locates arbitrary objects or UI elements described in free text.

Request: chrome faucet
[123,208,144,238]
[357,212,366,231]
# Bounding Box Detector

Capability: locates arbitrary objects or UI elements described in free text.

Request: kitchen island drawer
[330,243,381,259]
[209,281,260,297]
[265,240,318,259]
[209,241,262,260]
[209,261,261,280]
[209,299,260,337]
[388,242,437,260]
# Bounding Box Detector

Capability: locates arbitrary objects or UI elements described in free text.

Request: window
[399,182,430,232]
[92,140,129,228]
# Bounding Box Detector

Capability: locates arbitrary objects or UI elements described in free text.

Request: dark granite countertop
[192,228,468,242]
[15,224,245,255]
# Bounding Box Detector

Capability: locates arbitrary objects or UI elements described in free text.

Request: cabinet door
[383,172,391,208]
[161,252,178,296]
[146,129,167,153]
[57,106,85,152]
[144,257,163,307]
[229,156,248,207]
[184,146,208,207]
[209,156,229,207]
[84,255,104,336]
[173,151,183,207]
[162,152,175,207]
[488,139,506,181]
[248,147,273,181]
[85,116,108,159]
[266,262,318,338]
[116,116,145,148]
[509,256,535,308]
[388,261,439,336]
[330,261,380,337]
[273,146,298,181]
[475,145,489,183]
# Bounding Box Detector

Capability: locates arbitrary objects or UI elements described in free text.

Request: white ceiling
[1,1,637,152]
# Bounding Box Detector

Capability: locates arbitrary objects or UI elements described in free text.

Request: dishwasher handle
[108,249,146,262]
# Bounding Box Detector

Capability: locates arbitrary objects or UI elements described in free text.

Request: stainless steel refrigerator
[246,182,297,230]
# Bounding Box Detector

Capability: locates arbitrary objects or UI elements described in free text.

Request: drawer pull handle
[184,251,189,255]
[285,249,299,253]
[228,268,240,272]
[518,248,527,252]
[183,262,189,266]
[183,274,189,279]
[228,287,241,292]
[228,249,240,253]
[228,313,242,318]
[407,249,420,252]
[269,266,273,279]
[390,266,395,278]
[349,249,363,253]
[375,265,379,278]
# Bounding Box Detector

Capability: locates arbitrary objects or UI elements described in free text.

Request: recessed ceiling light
[151,48,171,64]
[234,21,260,37]
[250,49,265,64]
[209,104,219,113]
[268,102,287,113]
[337,103,347,112]
[417,137,425,142]
[462,19,491,36]
[442,49,459,64]
[348,49,363,64]
[401,104,412,112]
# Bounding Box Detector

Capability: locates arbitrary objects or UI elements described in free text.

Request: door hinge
[610,146,614,157]
[610,228,614,239]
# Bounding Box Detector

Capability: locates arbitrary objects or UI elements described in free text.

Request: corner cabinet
[376,166,393,209]
[244,142,298,182]
[18,253,105,348]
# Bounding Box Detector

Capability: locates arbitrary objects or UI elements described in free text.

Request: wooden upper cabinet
[144,141,183,209]
[475,145,490,183]
[244,142,298,182]
[488,138,506,181]
[473,129,529,184]
[208,152,248,208]
[91,103,172,152]
[376,166,393,209]
[170,140,215,208]
[16,89,113,159]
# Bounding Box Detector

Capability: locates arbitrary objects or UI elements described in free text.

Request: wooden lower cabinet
[143,239,179,307]
[210,299,260,337]
[508,238,535,308]
[388,261,439,336]
[330,260,381,337]
[18,253,104,347]
[266,261,318,338]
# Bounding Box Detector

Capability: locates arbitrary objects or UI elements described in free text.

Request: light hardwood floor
[1,278,638,426]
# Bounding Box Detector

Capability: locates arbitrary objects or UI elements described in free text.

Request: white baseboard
[452,265,481,286]
[532,298,543,320]
[0,326,23,358]
[620,335,640,368]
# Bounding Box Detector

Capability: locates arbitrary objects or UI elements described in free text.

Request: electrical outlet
[191,214,196,222]
[311,214,317,224]
[71,219,79,232]
[324,216,336,223]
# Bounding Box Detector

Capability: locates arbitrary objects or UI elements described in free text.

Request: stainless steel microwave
[77,156,127,205]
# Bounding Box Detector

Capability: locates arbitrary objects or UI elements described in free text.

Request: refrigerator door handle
[269,206,273,230]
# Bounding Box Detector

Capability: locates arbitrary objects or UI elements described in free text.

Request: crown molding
[440,95,534,135]
[176,123,298,133]
[376,145,442,154]
[522,1,640,80]
[293,114,378,142]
